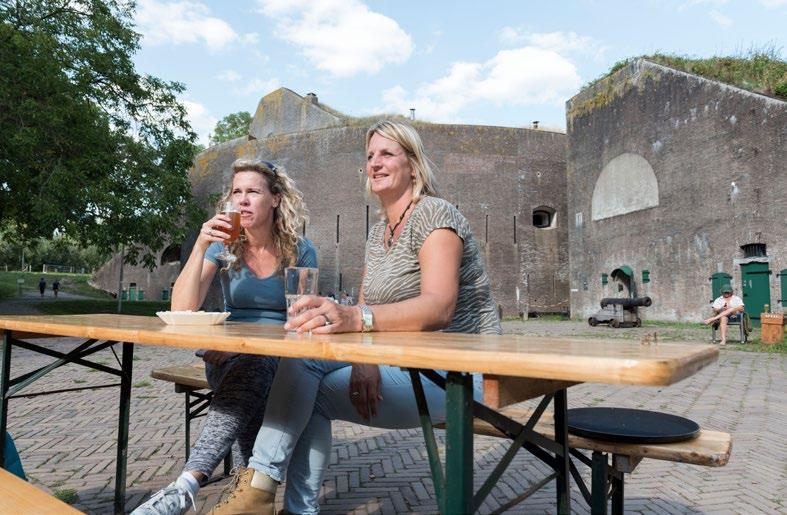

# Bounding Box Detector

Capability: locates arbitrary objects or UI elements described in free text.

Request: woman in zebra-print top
[211,121,500,515]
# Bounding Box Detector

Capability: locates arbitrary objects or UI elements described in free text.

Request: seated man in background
[703,284,744,345]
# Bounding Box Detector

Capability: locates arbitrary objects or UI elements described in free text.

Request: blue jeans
[248,358,482,514]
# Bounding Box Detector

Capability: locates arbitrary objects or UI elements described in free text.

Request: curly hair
[219,158,308,271]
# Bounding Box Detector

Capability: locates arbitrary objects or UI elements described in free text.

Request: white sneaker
[132,480,196,515]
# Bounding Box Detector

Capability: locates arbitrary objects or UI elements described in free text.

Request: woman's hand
[349,363,382,420]
[196,213,234,249]
[284,295,362,334]
[201,350,239,366]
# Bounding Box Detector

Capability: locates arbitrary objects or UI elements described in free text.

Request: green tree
[0,0,204,269]
[210,111,252,145]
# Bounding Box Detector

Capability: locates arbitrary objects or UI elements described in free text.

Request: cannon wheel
[610,319,620,328]
[588,317,599,327]
[634,318,642,327]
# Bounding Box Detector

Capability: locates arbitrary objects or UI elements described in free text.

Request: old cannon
[588,296,652,328]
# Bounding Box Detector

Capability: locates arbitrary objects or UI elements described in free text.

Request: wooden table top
[0,314,718,386]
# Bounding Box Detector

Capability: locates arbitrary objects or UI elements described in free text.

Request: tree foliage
[0,0,204,269]
[210,111,252,145]
[0,232,110,272]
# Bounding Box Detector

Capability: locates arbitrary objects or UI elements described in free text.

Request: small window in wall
[741,243,767,258]
[532,206,556,229]
[601,273,608,285]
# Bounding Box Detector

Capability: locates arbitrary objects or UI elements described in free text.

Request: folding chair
[711,312,749,343]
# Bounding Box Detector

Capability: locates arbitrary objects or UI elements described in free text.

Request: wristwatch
[358,304,374,332]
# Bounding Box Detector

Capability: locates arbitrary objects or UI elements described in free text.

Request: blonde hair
[220,158,308,271]
[365,120,440,202]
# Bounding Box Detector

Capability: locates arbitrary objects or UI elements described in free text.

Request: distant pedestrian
[38,278,46,297]
[52,279,60,298]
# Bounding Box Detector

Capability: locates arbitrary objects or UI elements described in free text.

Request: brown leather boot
[208,467,277,515]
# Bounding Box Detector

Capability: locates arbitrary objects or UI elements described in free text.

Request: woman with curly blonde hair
[132,158,316,515]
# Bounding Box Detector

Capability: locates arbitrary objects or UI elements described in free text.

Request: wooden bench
[0,468,83,514]
[150,363,232,477]
[441,376,732,514]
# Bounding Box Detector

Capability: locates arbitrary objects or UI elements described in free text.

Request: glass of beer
[216,201,241,263]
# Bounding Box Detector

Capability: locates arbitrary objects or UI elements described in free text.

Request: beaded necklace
[386,199,413,248]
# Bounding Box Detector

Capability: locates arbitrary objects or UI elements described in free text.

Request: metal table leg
[0,331,11,468]
[444,371,474,514]
[554,389,571,514]
[114,342,134,514]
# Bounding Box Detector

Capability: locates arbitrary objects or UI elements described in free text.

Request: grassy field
[35,299,170,317]
[0,271,113,302]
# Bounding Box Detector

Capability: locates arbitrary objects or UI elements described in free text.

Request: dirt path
[0,290,96,315]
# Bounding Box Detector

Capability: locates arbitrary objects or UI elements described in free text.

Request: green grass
[0,271,111,302]
[584,49,787,100]
[133,380,152,388]
[36,299,170,316]
[647,50,787,100]
[642,320,705,329]
[53,488,78,505]
[729,339,787,354]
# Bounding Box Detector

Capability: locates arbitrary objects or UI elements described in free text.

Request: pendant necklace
[387,200,413,248]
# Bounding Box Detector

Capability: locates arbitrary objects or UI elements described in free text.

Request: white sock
[176,472,200,497]
[250,471,278,493]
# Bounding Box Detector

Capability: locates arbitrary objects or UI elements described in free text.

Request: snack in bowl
[156,311,231,326]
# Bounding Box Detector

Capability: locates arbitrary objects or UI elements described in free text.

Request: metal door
[741,262,771,323]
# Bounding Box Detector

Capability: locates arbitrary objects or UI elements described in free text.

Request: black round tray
[567,407,700,444]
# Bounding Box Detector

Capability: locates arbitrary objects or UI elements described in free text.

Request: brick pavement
[3,330,784,514]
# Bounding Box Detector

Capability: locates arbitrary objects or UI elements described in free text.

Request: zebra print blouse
[362,196,501,335]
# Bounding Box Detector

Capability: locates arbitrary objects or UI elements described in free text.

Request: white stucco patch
[591,152,660,220]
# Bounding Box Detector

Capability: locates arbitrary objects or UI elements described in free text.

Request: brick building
[567,59,786,322]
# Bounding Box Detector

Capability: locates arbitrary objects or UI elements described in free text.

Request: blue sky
[131,0,787,145]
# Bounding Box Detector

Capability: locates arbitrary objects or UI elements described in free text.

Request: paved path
[1,305,783,513]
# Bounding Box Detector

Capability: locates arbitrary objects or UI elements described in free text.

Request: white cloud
[233,77,281,97]
[379,47,581,122]
[759,0,787,6]
[257,0,413,77]
[709,10,733,28]
[135,0,237,50]
[499,29,607,60]
[182,100,218,146]
[678,0,729,11]
[242,33,260,45]
[217,70,242,82]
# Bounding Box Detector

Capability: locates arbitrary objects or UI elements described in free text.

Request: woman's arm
[171,219,229,310]
[288,228,462,333]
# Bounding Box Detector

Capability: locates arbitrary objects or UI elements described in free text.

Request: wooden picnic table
[0,314,718,514]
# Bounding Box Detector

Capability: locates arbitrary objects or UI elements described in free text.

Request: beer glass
[216,202,241,263]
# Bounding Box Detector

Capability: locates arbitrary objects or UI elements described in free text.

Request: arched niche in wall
[160,244,182,266]
[591,153,659,221]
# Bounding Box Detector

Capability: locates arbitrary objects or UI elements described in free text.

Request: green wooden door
[779,269,787,309]
[710,272,732,301]
[741,262,771,323]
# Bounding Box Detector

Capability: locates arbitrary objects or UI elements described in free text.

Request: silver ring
[351,391,360,397]
[323,315,331,326]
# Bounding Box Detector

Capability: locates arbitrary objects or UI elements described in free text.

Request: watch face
[361,305,373,331]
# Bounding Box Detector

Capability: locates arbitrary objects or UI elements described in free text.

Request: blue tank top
[204,239,317,324]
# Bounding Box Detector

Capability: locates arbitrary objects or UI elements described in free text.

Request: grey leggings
[183,354,278,479]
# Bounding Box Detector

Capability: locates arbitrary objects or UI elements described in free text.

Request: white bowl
[156,311,231,326]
